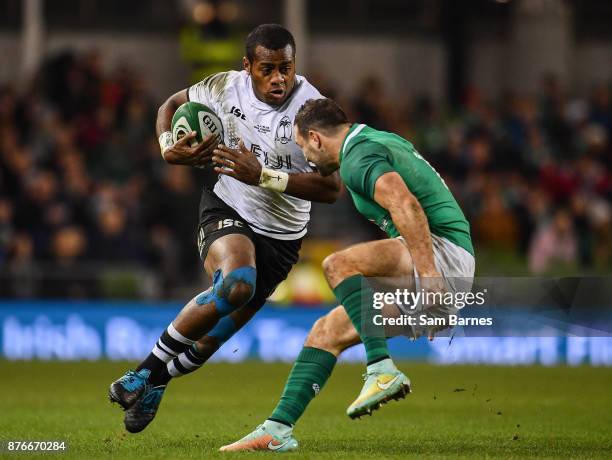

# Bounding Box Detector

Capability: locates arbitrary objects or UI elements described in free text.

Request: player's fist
[212,141,263,185]
[163,132,219,167]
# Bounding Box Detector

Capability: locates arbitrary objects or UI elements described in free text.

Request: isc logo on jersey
[217,219,243,229]
[171,101,224,146]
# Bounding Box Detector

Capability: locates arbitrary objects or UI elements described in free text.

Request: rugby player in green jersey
[220,98,475,452]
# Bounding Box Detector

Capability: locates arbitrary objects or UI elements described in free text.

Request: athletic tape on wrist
[259,167,289,193]
[158,131,173,155]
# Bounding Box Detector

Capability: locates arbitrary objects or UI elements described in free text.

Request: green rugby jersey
[339,124,474,256]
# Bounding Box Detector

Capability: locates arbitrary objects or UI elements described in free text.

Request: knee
[226,281,255,308]
[195,266,256,315]
[322,252,345,279]
[322,253,336,276]
[323,251,357,286]
[218,266,256,313]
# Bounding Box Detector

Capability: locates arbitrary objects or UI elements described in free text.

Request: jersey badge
[275,116,293,144]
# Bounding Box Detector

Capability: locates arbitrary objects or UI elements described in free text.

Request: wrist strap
[158,131,173,155]
[259,167,289,193]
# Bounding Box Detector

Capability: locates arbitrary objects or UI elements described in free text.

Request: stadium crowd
[0,51,610,299]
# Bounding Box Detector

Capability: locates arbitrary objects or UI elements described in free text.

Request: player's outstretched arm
[156,89,217,166]
[373,172,440,279]
[281,170,340,203]
[213,142,340,203]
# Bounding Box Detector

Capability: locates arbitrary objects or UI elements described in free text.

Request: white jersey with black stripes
[188,70,323,240]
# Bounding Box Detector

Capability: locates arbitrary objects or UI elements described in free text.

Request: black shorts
[197,187,302,310]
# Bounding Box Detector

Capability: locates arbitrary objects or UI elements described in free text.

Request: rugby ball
[171,101,224,146]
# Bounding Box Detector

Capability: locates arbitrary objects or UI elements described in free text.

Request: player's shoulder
[344,127,391,157]
[351,125,413,160]
[198,70,241,89]
[190,70,242,97]
[341,140,393,188]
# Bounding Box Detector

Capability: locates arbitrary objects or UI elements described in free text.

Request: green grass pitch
[1,361,611,459]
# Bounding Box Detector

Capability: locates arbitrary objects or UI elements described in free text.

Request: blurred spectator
[472,185,519,250]
[352,76,392,130]
[41,226,95,298]
[50,226,88,264]
[570,193,593,267]
[92,204,141,262]
[0,198,13,264]
[528,209,577,274]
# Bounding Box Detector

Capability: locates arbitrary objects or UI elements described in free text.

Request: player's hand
[419,269,447,308]
[163,132,218,167]
[419,269,447,341]
[420,271,446,296]
[212,141,262,185]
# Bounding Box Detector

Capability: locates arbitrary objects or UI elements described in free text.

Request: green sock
[333,274,389,364]
[269,347,337,426]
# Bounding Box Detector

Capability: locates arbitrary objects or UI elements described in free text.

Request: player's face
[244,45,296,106]
[295,128,338,176]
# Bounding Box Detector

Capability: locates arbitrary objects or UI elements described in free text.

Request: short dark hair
[295,98,349,138]
[245,24,296,61]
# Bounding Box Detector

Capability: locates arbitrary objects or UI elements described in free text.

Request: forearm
[389,200,438,276]
[283,171,340,203]
[156,100,177,137]
[212,138,340,203]
[156,90,189,163]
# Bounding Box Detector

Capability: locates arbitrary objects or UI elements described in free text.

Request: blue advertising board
[1,301,611,366]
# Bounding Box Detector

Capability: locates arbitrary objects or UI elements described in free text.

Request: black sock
[136,353,167,379]
[148,363,172,386]
[166,345,209,380]
[136,323,195,385]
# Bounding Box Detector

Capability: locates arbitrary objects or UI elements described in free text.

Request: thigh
[204,234,255,276]
[197,187,257,275]
[324,238,415,288]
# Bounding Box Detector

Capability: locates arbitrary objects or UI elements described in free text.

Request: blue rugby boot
[124,384,167,433]
[108,369,151,410]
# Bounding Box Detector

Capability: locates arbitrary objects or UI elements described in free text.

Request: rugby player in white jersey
[108,24,339,433]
